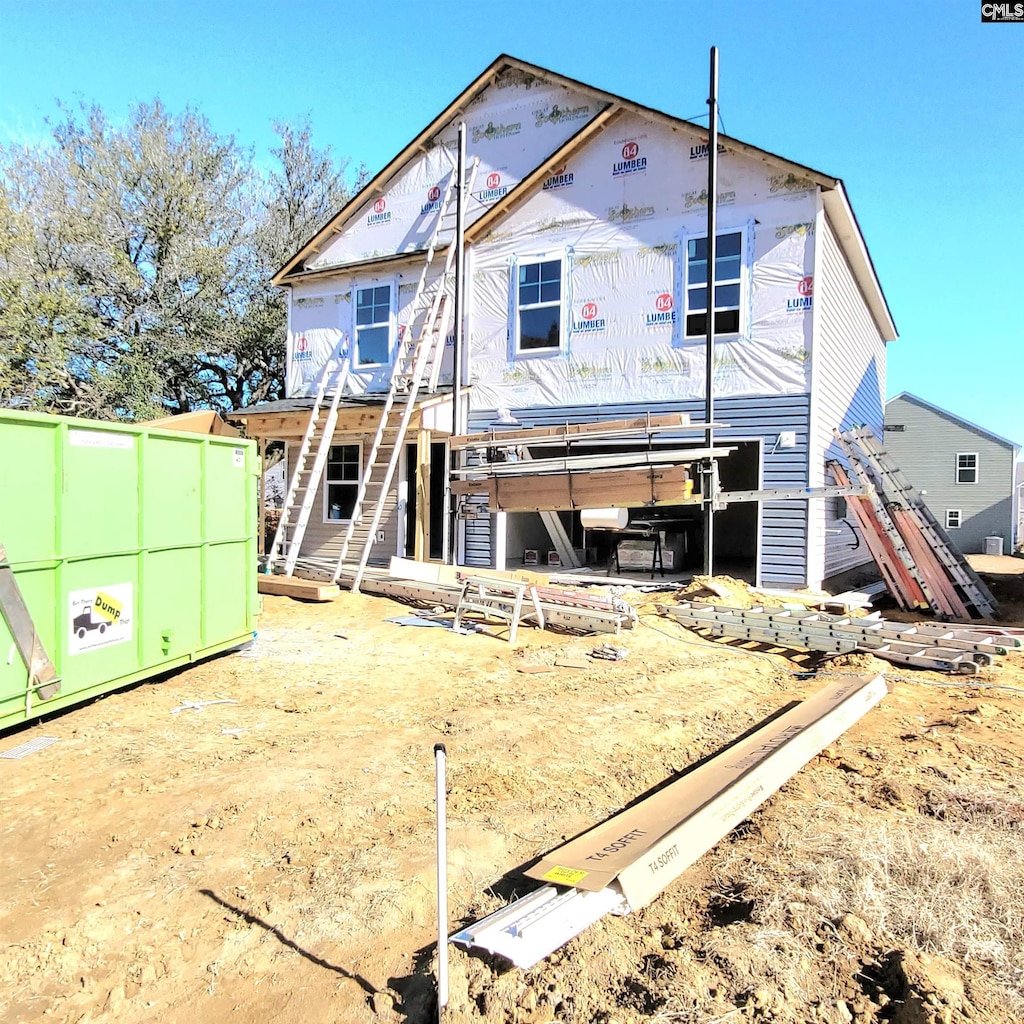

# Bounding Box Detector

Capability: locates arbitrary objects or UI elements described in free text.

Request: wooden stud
[416,428,430,561]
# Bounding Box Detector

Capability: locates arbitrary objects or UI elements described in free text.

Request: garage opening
[503,440,761,584]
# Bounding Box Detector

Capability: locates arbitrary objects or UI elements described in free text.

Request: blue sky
[1,0,1021,452]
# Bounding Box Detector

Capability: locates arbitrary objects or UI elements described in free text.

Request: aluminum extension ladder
[332,156,480,593]
[266,340,351,576]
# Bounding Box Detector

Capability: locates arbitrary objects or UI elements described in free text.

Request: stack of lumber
[829,427,997,619]
[661,601,1020,674]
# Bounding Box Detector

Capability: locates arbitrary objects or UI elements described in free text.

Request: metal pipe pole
[703,46,719,577]
[447,123,468,566]
[435,743,449,1017]
[453,123,467,445]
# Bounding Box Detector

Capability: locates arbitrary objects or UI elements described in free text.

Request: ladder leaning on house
[266,341,353,576]
[331,157,480,594]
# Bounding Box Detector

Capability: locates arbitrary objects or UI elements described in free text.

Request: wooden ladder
[838,428,996,618]
[332,157,479,593]
[267,342,351,576]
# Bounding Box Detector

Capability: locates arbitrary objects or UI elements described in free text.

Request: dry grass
[712,782,1024,1012]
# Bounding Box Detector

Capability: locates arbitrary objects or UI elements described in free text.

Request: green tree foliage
[0,102,361,419]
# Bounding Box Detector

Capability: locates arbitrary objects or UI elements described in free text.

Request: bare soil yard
[3,558,1024,1024]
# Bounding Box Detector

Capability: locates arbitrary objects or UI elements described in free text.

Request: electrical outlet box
[778,431,797,449]
[376,531,386,542]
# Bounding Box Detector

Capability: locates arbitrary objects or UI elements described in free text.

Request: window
[946,509,962,529]
[516,258,562,352]
[355,285,391,365]
[955,452,978,484]
[323,444,361,522]
[685,231,743,337]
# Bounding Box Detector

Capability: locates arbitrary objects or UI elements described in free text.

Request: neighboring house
[1017,462,1024,551]
[884,392,1020,555]
[231,54,897,587]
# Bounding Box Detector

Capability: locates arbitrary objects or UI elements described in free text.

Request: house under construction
[230,54,897,591]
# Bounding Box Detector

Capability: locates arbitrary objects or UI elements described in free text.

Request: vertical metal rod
[703,45,719,577]
[447,123,468,567]
[453,123,467,445]
[435,742,449,1016]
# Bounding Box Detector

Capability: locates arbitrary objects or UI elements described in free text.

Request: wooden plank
[452,464,697,512]
[0,544,60,698]
[450,412,695,450]
[387,556,549,587]
[415,428,429,562]
[258,574,339,601]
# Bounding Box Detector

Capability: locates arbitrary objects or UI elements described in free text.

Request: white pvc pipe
[435,743,448,1016]
[580,507,629,530]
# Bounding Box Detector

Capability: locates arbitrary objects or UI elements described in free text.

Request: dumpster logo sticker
[68,583,133,656]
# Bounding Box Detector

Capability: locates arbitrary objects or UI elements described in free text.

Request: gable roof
[274,54,897,341]
[887,392,1021,451]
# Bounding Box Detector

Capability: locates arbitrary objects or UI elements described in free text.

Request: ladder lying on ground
[266,343,351,576]
[661,601,1019,674]
[831,428,996,619]
[332,158,479,594]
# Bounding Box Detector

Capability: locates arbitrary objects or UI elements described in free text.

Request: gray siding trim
[466,395,812,585]
[884,395,1017,554]
[814,212,888,580]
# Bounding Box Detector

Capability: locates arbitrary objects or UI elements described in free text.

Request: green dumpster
[0,409,259,730]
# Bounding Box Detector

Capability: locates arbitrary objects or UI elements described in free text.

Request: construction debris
[661,602,1020,674]
[830,428,997,619]
[453,675,887,968]
[590,643,629,661]
[306,557,640,637]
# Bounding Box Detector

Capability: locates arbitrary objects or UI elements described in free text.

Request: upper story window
[956,452,978,484]
[516,259,562,353]
[684,231,743,337]
[355,285,391,365]
[323,444,361,522]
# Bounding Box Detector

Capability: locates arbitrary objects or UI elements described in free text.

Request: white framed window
[515,257,564,353]
[684,230,744,338]
[946,509,962,529]
[354,284,392,365]
[955,452,979,484]
[323,443,362,523]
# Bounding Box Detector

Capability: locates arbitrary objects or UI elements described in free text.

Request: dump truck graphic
[73,606,109,640]
[68,584,132,655]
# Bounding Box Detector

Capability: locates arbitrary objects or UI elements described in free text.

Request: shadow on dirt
[199,888,379,1001]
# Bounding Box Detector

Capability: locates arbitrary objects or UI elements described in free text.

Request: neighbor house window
[946,509,962,529]
[516,258,562,352]
[955,453,978,484]
[355,285,391,365]
[685,231,743,337]
[324,444,361,522]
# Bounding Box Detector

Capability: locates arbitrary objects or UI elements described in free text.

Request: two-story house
[231,54,897,588]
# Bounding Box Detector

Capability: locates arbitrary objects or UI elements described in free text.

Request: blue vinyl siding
[465,394,811,585]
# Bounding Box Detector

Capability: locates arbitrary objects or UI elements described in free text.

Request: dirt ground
[3,557,1024,1024]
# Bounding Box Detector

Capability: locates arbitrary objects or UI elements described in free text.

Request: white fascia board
[821,184,897,342]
